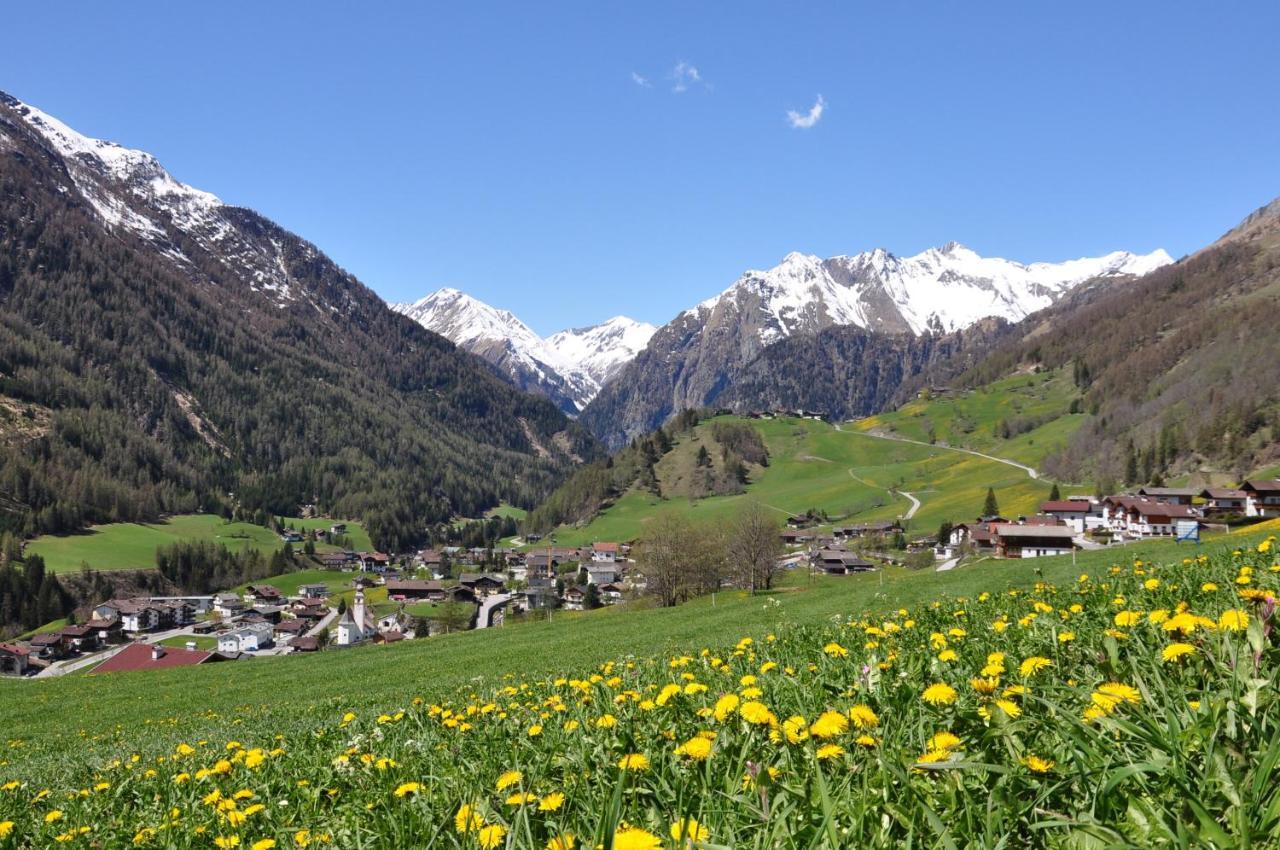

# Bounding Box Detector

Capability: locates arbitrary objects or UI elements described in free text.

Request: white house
[213,593,246,618]
[217,622,274,653]
[586,565,620,585]
[1039,499,1101,534]
[591,542,620,564]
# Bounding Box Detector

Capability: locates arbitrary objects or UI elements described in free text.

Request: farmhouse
[812,549,875,575]
[316,552,356,570]
[359,552,393,572]
[459,573,506,597]
[1241,480,1280,518]
[1200,488,1247,513]
[0,642,31,676]
[780,529,814,545]
[385,579,445,601]
[296,583,330,599]
[990,524,1076,558]
[273,619,308,640]
[244,585,284,606]
[833,521,903,539]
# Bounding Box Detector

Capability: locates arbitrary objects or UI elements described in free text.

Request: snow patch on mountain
[2,91,307,309]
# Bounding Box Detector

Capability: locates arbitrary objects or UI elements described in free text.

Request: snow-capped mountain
[695,242,1173,340]
[393,289,655,414]
[581,242,1171,447]
[1,91,343,311]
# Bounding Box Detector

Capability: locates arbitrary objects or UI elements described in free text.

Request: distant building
[990,524,1076,558]
[1241,480,1280,518]
[335,590,375,646]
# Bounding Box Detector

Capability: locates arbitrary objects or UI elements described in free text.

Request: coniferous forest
[0,97,597,551]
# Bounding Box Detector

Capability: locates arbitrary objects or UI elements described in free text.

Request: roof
[592,542,620,552]
[1023,515,1066,526]
[274,619,307,633]
[1137,487,1199,498]
[289,636,319,651]
[1128,501,1198,519]
[1201,488,1247,499]
[0,642,30,656]
[246,585,282,597]
[29,633,63,646]
[459,572,505,585]
[94,642,213,674]
[991,524,1077,540]
[1040,500,1091,513]
[385,579,443,593]
[59,624,93,637]
[1242,479,1280,493]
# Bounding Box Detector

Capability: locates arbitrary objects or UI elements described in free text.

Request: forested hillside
[719,317,1010,421]
[963,197,1280,485]
[0,94,595,550]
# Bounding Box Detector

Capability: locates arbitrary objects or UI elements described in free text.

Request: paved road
[935,556,960,572]
[898,490,921,520]
[475,593,513,629]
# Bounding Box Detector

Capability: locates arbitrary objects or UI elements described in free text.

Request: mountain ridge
[393,288,655,413]
[0,90,594,548]
[580,242,1171,448]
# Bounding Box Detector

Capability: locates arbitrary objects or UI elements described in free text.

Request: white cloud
[631,71,650,88]
[670,61,706,93]
[786,94,826,129]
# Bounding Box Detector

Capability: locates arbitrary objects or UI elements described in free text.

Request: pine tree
[1048,483,1061,501]
[982,488,1000,518]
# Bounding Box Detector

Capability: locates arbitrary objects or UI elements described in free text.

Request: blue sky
[4,2,1277,334]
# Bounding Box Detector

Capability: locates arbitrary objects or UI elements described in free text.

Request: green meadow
[25,514,371,574]
[542,414,1054,547]
[1,521,1274,789]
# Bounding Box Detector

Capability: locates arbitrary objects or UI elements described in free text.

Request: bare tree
[637,514,695,607]
[688,523,729,597]
[728,500,783,593]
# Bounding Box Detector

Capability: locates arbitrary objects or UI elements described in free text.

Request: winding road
[858,429,1040,479]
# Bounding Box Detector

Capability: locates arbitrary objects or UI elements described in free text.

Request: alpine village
[1,6,1279,849]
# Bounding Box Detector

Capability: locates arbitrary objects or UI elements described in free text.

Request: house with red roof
[93,642,223,675]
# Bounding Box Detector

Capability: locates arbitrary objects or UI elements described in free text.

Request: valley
[0,19,1277,847]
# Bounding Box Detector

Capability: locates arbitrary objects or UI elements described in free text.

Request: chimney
[151,645,163,661]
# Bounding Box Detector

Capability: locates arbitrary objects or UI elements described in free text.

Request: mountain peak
[394,290,656,412]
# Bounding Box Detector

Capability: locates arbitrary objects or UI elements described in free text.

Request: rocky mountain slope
[582,243,1170,448]
[0,91,595,548]
[394,289,654,414]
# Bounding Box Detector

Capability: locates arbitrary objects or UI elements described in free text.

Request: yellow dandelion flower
[670,818,709,843]
[477,824,507,850]
[455,803,483,834]
[739,701,777,726]
[808,710,849,739]
[539,792,565,812]
[922,683,958,706]
[848,704,879,729]
[251,840,276,850]
[1022,754,1055,773]
[927,731,961,751]
[823,642,849,658]
[674,735,713,761]
[1018,657,1051,677]
[1218,609,1249,631]
[495,770,522,791]
[611,825,663,850]
[1162,643,1196,663]
[393,782,420,798]
[546,834,576,850]
[617,753,649,771]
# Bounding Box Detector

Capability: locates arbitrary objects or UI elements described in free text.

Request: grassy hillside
[542,415,1053,546]
[853,368,1085,471]
[24,514,371,574]
[0,523,1275,848]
